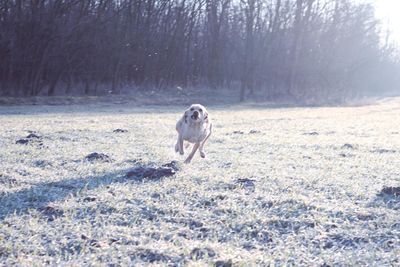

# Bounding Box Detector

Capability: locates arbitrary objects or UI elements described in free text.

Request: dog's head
[184,104,208,123]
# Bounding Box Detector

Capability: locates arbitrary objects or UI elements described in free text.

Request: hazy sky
[365,0,400,45]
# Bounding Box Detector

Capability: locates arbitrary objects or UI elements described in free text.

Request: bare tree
[0,0,398,101]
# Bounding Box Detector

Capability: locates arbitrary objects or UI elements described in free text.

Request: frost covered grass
[0,99,399,266]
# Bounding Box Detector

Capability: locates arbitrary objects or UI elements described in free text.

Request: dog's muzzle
[191,111,199,120]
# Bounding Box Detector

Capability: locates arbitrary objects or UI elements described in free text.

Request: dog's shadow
[0,161,179,222]
[0,170,130,221]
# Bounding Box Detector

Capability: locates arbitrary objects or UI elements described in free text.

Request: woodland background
[0,0,399,101]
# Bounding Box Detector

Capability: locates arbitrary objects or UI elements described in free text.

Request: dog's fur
[175,104,212,163]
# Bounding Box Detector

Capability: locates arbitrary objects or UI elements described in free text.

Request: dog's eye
[199,109,202,112]
[190,108,194,111]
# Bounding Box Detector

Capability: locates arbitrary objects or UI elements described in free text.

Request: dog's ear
[203,109,209,122]
[183,109,189,123]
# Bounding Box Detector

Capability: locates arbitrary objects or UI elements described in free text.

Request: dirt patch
[84,152,112,162]
[379,187,400,197]
[126,161,180,182]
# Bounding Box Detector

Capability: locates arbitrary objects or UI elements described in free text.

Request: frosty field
[0,98,399,266]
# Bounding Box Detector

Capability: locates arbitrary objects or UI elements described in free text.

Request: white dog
[175,104,212,163]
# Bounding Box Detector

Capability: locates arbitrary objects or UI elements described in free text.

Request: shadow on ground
[0,162,179,222]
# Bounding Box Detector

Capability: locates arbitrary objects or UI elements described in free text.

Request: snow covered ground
[0,98,399,265]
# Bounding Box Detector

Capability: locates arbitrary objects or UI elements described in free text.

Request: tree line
[0,0,399,101]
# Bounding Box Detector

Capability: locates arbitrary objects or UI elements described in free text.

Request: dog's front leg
[178,135,184,155]
[184,143,199,164]
[199,136,210,158]
[199,142,207,158]
[199,124,212,158]
[175,135,184,155]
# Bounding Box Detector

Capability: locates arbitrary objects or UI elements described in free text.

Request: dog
[175,104,212,163]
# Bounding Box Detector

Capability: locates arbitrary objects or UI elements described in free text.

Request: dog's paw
[184,158,191,164]
[175,143,179,153]
[180,150,184,155]
[200,151,206,158]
